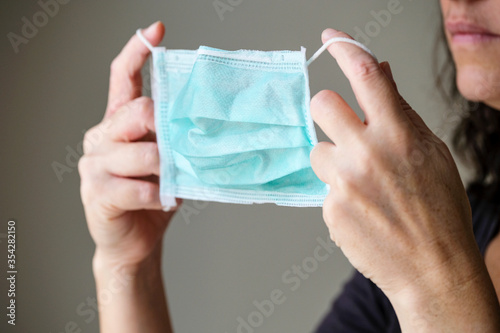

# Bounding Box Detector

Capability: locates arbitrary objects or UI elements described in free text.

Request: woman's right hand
[78,22,180,270]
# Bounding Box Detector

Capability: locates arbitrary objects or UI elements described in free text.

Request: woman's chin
[456,67,500,105]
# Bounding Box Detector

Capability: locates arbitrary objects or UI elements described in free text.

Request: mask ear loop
[136,28,179,211]
[306,37,378,67]
[136,28,155,52]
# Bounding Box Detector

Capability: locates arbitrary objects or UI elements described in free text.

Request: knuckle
[356,145,375,170]
[78,157,100,205]
[139,182,156,204]
[338,146,371,185]
[322,195,345,248]
[77,155,93,176]
[337,172,357,194]
[82,128,94,150]
[83,128,92,141]
[309,143,322,167]
[83,125,106,153]
[393,121,415,142]
[322,195,341,230]
[136,96,153,109]
[310,142,334,181]
[311,142,326,159]
[134,97,154,118]
[351,57,381,82]
[329,231,339,247]
[109,58,122,75]
[141,143,159,168]
[391,129,418,157]
[309,147,319,168]
[79,179,94,206]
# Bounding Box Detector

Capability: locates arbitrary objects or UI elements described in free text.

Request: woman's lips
[446,21,500,44]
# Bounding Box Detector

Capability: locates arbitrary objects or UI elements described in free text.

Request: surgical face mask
[136,29,377,210]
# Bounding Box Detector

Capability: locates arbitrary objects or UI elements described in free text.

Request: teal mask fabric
[136,29,377,209]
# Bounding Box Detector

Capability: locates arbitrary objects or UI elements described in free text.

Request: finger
[381,62,430,132]
[321,29,407,128]
[106,97,156,142]
[105,21,165,118]
[380,61,398,91]
[104,142,159,177]
[310,141,337,184]
[105,177,162,211]
[310,89,364,144]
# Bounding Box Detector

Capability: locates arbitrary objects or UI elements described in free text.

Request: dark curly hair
[435,28,500,204]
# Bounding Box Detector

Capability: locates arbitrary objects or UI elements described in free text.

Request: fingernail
[381,61,394,81]
[322,28,338,41]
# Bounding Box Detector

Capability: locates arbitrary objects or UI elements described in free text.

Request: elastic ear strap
[136,28,155,52]
[306,37,378,67]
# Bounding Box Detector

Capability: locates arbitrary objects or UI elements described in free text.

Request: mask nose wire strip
[306,37,378,67]
[136,29,155,52]
[136,30,377,67]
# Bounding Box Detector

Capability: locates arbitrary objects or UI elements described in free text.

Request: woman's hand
[310,29,500,331]
[78,22,177,333]
[78,22,180,269]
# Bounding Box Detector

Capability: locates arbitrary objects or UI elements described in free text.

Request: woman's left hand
[310,28,499,331]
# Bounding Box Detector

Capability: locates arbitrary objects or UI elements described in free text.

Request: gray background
[0,1,462,332]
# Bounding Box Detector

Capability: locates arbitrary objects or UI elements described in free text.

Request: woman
[78,0,500,331]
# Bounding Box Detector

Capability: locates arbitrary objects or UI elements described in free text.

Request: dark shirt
[315,193,500,332]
